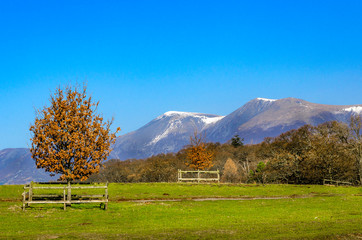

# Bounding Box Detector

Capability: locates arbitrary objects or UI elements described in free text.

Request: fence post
[105,181,108,210]
[197,170,200,183]
[217,169,220,183]
[178,169,180,182]
[63,187,66,211]
[29,181,33,204]
[22,186,26,211]
[67,181,71,206]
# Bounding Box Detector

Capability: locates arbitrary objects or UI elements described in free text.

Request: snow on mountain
[160,111,224,124]
[256,98,277,102]
[148,112,224,146]
[148,119,182,146]
[149,111,224,145]
[162,111,197,117]
[201,116,225,125]
[343,106,362,114]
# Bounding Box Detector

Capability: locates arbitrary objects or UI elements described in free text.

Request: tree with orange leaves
[29,85,120,182]
[185,131,214,170]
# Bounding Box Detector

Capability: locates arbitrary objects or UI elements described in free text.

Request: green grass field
[0,183,361,239]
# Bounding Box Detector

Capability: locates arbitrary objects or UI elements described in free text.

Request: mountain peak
[344,106,362,114]
[163,111,198,117]
[158,111,224,124]
[255,98,278,102]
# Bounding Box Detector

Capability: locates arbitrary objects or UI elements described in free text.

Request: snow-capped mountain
[1,97,362,184]
[111,111,223,160]
[111,97,362,160]
[205,97,362,144]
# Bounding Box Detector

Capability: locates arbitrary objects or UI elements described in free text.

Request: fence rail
[323,179,352,186]
[22,181,108,211]
[178,169,220,183]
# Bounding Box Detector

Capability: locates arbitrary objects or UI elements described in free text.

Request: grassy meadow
[0,183,361,239]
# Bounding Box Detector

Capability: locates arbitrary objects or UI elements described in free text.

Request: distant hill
[0,148,56,184]
[1,97,361,184]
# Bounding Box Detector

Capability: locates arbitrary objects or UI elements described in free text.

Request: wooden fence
[22,181,108,211]
[178,169,220,183]
[323,179,352,186]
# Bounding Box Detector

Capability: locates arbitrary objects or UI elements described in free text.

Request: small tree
[185,131,214,170]
[221,158,240,183]
[29,85,120,182]
[249,161,266,183]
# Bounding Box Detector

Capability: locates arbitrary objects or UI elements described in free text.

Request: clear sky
[0,0,361,150]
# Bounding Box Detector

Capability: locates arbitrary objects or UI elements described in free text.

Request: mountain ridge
[205,97,362,144]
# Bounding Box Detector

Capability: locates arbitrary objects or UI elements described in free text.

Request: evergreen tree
[231,135,244,148]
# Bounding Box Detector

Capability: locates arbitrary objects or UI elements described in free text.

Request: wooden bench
[22,181,108,211]
[178,169,220,183]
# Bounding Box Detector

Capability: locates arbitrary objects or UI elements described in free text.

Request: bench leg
[22,193,25,211]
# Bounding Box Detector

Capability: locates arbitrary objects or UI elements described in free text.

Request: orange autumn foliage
[185,132,214,170]
[29,85,120,182]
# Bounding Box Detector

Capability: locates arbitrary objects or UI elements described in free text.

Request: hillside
[0,148,55,184]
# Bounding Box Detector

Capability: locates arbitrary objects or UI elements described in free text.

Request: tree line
[89,116,362,185]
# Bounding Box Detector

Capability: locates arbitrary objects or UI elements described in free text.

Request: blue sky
[0,0,361,149]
